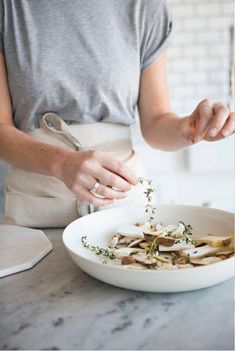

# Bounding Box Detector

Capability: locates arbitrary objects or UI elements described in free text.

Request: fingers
[206,103,230,137]
[70,178,114,206]
[77,174,127,200]
[180,115,196,141]
[221,112,235,137]
[94,182,127,200]
[101,154,138,186]
[192,99,233,142]
[77,187,114,207]
[94,166,132,192]
[66,149,139,206]
[192,99,214,142]
[84,150,138,187]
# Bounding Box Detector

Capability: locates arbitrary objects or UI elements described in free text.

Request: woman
[0,0,234,228]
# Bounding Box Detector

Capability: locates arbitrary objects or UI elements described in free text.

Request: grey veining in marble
[0,229,234,350]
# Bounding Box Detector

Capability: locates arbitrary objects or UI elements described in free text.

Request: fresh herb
[166,229,177,238]
[81,236,115,259]
[166,230,174,237]
[147,237,159,257]
[180,221,193,236]
[175,239,181,244]
[179,221,195,245]
[138,177,156,225]
[165,222,195,245]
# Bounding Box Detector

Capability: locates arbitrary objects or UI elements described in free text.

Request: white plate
[63,205,234,292]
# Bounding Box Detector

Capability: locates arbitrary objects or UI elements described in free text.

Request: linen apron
[2,113,146,228]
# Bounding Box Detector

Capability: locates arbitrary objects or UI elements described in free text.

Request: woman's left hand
[181,99,235,144]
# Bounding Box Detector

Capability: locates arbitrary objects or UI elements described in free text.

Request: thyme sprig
[166,221,195,244]
[147,237,159,257]
[138,177,156,225]
[81,236,115,259]
[179,221,195,244]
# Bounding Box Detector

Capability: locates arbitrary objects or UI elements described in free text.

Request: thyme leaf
[81,236,115,259]
[147,237,159,257]
[138,177,156,225]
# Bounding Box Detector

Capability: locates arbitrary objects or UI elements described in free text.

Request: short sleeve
[0,0,3,52]
[140,0,173,73]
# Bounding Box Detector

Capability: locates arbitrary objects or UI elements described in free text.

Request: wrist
[50,147,75,181]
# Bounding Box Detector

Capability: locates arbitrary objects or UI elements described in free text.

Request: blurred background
[0,0,234,219]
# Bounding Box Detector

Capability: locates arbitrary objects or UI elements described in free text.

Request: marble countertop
[0,229,234,351]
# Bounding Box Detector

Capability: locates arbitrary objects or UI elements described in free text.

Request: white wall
[132,0,234,211]
[168,0,234,113]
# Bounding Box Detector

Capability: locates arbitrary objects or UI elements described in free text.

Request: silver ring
[90,181,100,195]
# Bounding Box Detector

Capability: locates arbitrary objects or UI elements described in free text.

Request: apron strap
[39,112,83,151]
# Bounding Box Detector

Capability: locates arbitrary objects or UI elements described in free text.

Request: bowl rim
[63,203,234,274]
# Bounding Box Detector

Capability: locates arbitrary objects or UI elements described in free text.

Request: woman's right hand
[55,149,138,206]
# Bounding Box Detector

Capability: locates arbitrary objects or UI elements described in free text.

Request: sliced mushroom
[175,256,190,265]
[228,235,234,249]
[180,245,221,258]
[195,235,232,248]
[216,248,234,256]
[177,263,194,269]
[132,253,158,265]
[155,224,185,238]
[121,255,136,265]
[118,237,132,245]
[157,263,178,270]
[190,256,222,266]
[119,263,146,270]
[159,242,195,252]
[155,256,172,264]
[108,235,120,248]
[139,241,151,249]
[128,238,143,248]
[156,237,175,247]
[156,224,178,235]
[113,247,144,259]
[144,233,158,242]
[216,255,228,260]
[115,224,144,239]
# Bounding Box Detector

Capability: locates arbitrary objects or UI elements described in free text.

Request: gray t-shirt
[0,0,173,132]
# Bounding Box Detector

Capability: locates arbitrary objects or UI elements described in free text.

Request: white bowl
[63,204,234,292]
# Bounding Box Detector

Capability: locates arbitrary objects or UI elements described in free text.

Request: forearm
[0,123,71,178]
[140,112,192,151]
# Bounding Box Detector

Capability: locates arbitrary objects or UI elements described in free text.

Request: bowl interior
[63,204,234,263]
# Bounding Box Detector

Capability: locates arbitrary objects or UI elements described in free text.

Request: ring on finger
[90,181,106,199]
[90,181,100,195]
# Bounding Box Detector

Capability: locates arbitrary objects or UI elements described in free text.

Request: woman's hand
[55,149,138,206]
[181,99,235,144]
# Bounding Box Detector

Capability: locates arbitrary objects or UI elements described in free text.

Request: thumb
[182,99,214,143]
[191,99,214,142]
[181,114,196,142]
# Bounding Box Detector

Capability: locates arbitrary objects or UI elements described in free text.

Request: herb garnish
[138,177,156,225]
[175,221,195,244]
[147,237,159,257]
[81,236,115,259]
